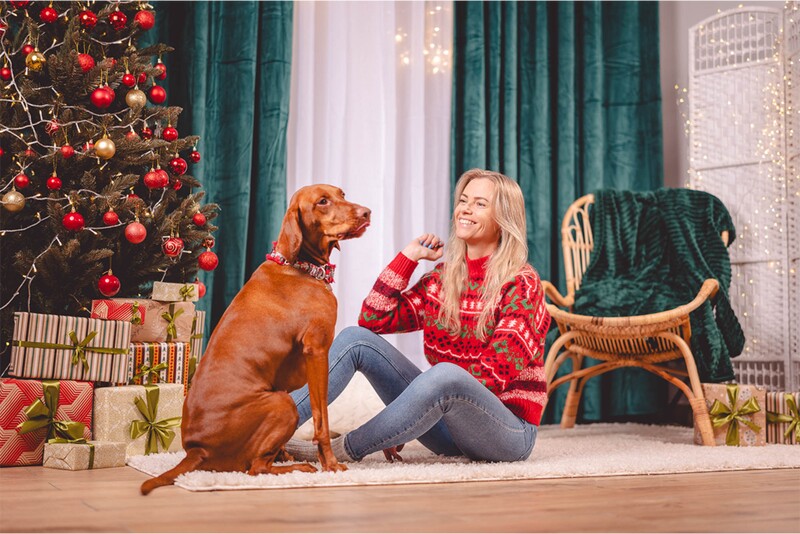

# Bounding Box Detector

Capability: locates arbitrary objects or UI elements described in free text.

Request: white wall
[659,1,785,188]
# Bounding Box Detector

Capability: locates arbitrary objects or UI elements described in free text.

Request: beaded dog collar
[265,244,336,285]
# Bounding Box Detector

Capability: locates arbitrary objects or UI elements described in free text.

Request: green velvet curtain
[451,1,665,423]
[146,1,293,334]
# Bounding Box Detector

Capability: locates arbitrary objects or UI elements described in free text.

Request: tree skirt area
[127,423,800,491]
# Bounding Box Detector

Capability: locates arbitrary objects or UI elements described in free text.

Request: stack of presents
[0,282,207,470]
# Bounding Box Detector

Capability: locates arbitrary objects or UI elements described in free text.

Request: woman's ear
[276,204,303,263]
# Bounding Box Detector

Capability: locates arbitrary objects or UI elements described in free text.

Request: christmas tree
[0,0,219,370]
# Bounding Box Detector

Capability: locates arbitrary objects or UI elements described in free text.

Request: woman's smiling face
[454,177,501,257]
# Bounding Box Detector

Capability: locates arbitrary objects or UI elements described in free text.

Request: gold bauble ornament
[125,88,146,110]
[25,51,47,72]
[2,189,25,212]
[94,135,116,159]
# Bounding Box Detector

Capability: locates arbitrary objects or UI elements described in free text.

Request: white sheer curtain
[287,0,453,370]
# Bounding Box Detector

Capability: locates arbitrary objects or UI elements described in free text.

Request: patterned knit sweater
[358,252,552,425]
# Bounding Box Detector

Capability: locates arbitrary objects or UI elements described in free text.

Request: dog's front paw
[323,461,348,473]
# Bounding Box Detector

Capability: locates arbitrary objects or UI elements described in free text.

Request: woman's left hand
[382,443,405,462]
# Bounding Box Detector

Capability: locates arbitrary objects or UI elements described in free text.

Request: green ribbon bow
[14,330,128,372]
[129,385,182,455]
[16,381,87,441]
[130,302,143,325]
[179,284,195,300]
[161,305,184,341]
[709,384,762,446]
[767,393,800,442]
[187,357,197,387]
[132,361,169,385]
[47,437,95,469]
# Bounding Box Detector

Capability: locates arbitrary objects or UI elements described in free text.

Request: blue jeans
[290,326,537,462]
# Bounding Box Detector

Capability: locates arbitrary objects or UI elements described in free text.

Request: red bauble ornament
[172,178,183,191]
[126,193,142,206]
[62,211,85,231]
[162,126,178,142]
[162,236,184,258]
[39,6,58,23]
[13,173,29,189]
[121,72,136,87]
[143,170,164,189]
[137,72,147,85]
[10,1,30,8]
[141,126,153,140]
[198,250,219,271]
[23,147,37,158]
[46,175,61,190]
[134,10,155,30]
[125,129,139,141]
[190,150,201,163]
[102,209,119,225]
[21,44,34,57]
[124,221,147,243]
[105,85,116,101]
[77,53,95,72]
[45,119,60,135]
[202,237,216,249]
[0,22,7,39]
[154,61,167,80]
[60,145,74,158]
[98,272,121,297]
[169,157,187,176]
[155,168,170,186]
[0,147,4,157]
[82,141,94,152]
[108,10,127,30]
[0,67,11,81]
[148,85,166,104]
[192,212,207,226]
[78,10,97,29]
[195,278,206,298]
[90,86,114,108]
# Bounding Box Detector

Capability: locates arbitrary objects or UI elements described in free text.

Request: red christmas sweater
[358,252,552,425]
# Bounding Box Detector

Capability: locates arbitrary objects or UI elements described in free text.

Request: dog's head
[276,184,371,264]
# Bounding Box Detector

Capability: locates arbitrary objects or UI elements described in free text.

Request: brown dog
[141,184,370,494]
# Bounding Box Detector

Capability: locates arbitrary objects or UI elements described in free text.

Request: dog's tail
[140,448,205,495]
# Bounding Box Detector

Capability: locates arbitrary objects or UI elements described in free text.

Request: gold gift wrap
[43,440,126,470]
[694,383,766,446]
[151,281,200,302]
[112,300,195,343]
[93,384,184,457]
[766,392,800,445]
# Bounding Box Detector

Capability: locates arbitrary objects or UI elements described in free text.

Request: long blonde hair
[438,169,529,340]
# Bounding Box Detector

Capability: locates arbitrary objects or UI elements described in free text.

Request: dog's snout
[357,207,371,221]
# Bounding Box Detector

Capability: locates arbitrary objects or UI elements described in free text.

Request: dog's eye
[318,198,329,206]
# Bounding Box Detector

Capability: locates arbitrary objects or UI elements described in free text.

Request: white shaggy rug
[127,423,800,491]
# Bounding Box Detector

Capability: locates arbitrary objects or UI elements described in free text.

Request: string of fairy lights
[0,0,216,315]
[681,2,799,364]
[395,2,451,75]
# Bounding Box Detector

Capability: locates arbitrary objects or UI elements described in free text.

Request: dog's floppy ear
[276,203,303,263]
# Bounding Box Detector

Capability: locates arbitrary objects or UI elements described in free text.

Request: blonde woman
[288,169,551,463]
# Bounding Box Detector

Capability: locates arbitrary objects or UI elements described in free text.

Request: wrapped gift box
[43,440,126,470]
[93,384,183,457]
[126,342,191,394]
[190,310,206,362]
[151,281,199,302]
[10,312,129,382]
[91,299,195,343]
[694,383,766,446]
[0,379,93,466]
[766,391,799,445]
[91,299,147,325]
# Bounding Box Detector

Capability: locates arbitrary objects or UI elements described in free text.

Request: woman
[287,169,551,463]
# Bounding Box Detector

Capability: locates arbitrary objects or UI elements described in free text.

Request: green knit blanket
[573,188,745,382]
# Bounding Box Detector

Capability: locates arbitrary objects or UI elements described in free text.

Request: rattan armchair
[541,194,725,446]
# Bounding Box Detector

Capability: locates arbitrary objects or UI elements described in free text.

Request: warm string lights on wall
[396,2,451,74]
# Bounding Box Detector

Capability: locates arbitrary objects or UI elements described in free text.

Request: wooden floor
[1,465,798,532]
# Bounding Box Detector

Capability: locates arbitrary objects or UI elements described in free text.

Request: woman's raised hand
[402,233,444,262]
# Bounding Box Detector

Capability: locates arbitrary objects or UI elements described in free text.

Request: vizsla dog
[141,184,370,495]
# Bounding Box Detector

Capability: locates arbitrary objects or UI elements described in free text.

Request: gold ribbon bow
[709,384,762,446]
[179,284,195,300]
[129,385,182,455]
[161,305,184,341]
[14,330,128,372]
[16,381,87,441]
[47,437,95,469]
[767,393,800,442]
[132,361,169,384]
[130,302,143,325]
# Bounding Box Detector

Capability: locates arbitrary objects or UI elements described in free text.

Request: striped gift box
[125,342,191,394]
[90,299,147,324]
[190,310,206,362]
[766,392,799,445]
[10,312,130,383]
